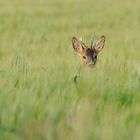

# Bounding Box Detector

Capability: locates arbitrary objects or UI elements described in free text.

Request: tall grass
[0,0,140,139]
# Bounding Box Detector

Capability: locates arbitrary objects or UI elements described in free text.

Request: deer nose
[88,60,94,66]
[88,57,94,64]
[88,58,96,66]
[88,61,94,65]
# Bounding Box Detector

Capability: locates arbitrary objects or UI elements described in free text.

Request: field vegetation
[0,0,140,139]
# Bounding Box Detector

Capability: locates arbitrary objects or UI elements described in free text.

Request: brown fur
[72,36,105,67]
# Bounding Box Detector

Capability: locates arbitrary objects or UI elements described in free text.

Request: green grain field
[0,0,140,139]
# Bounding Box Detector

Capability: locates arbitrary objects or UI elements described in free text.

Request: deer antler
[90,35,94,48]
[79,37,87,48]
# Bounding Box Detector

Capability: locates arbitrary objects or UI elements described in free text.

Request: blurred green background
[0,0,140,140]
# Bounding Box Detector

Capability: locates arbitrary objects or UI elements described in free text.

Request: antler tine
[79,37,87,48]
[79,36,83,42]
[90,35,94,48]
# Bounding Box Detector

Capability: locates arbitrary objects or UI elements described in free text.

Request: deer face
[72,36,105,67]
[81,47,97,67]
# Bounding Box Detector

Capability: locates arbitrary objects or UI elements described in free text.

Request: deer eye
[95,55,97,59]
[82,56,86,59]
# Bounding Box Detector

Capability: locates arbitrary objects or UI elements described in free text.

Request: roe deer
[72,35,105,67]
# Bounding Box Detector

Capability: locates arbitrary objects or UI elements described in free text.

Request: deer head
[72,35,105,67]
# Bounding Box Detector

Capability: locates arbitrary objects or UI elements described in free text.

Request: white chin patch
[88,63,95,68]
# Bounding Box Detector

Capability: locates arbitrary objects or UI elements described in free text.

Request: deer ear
[72,37,85,54]
[94,36,105,53]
